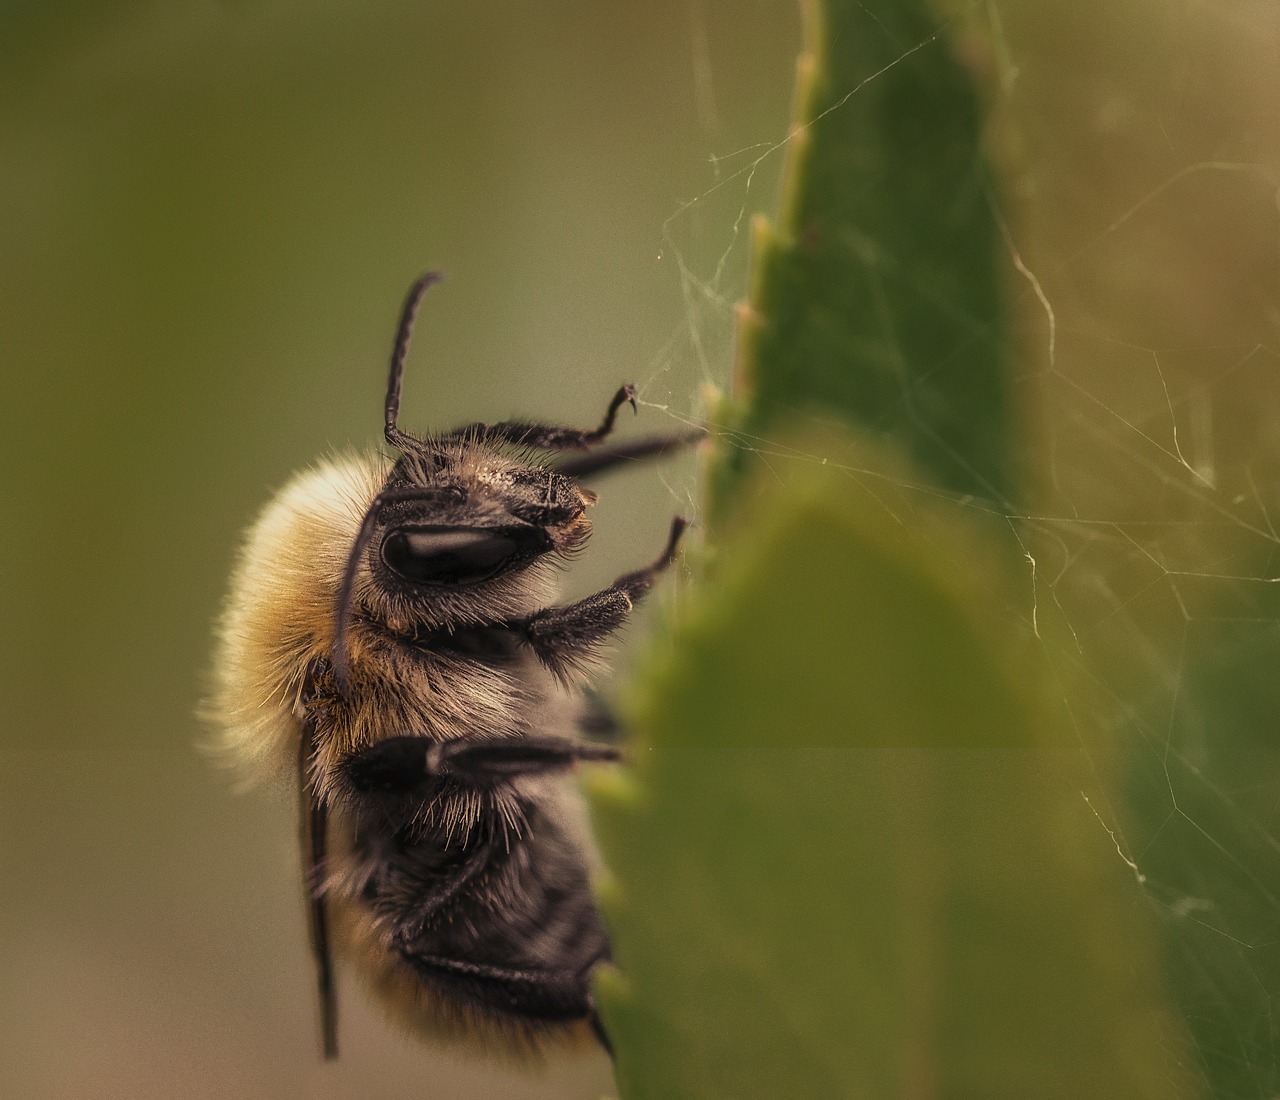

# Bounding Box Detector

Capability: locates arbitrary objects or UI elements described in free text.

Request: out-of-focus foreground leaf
[589,0,1199,1096]
[592,450,1193,1098]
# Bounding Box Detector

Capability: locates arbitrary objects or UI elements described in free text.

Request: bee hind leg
[393,948,611,1051]
[299,693,339,1060]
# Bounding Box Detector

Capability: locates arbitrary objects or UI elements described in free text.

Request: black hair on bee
[210,272,699,1060]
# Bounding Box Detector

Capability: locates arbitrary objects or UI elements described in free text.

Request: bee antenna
[331,484,448,698]
[385,271,445,451]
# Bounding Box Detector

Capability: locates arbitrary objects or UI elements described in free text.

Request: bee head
[327,270,599,696]
[330,442,594,696]
[373,446,592,588]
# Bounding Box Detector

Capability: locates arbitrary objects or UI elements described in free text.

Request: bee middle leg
[342,734,620,801]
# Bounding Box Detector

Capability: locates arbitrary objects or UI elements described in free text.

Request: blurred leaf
[591,0,1199,1096]
[1126,607,1280,1097]
[593,448,1196,1099]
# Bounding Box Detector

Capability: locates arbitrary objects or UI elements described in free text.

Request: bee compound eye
[380,526,547,586]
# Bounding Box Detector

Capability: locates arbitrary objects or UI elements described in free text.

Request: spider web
[624,3,1280,1096]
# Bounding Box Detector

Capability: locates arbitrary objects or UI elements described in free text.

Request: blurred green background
[0,3,794,1097]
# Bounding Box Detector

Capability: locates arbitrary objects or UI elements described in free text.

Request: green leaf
[592,449,1195,1099]
[714,0,1012,517]
[590,0,1200,1096]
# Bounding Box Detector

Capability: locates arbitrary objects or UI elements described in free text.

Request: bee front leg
[516,515,687,678]
[554,426,706,479]
[449,383,637,450]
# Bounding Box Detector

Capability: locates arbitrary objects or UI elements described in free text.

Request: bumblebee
[210,273,694,1058]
